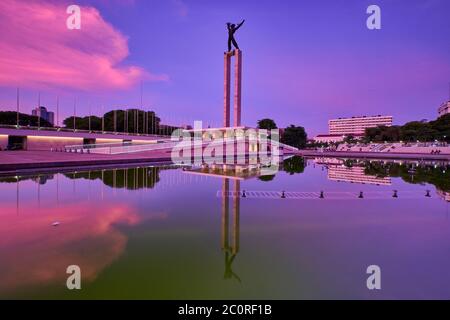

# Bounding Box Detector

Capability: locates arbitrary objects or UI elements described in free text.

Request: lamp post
[37,92,41,129]
[101,105,104,132]
[56,96,59,128]
[88,101,91,132]
[16,88,19,128]
[73,98,76,132]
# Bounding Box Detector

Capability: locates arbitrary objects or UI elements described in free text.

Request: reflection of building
[438,101,450,118]
[32,106,54,125]
[329,115,393,136]
[328,165,391,185]
[31,174,54,185]
[183,162,264,180]
[314,157,344,165]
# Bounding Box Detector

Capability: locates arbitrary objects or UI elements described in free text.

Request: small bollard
[281,191,286,199]
[392,190,398,198]
[425,190,431,198]
[319,191,324,199]
[242,190,247,198]
[358,191,364,199]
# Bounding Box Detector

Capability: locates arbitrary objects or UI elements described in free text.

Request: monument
[224,20,245,128]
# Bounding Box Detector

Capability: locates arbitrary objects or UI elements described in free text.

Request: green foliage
[364,161,450,191]
[365,114,450,142]
[63,109,162,134]
[257,118,277,130]
[0,111,53,127]
[281,125,307,149]
[282,156,305,174]
[63,167,160,190]
[258,175,275,182]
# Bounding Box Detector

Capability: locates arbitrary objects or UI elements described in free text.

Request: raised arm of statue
[235,19,245,30]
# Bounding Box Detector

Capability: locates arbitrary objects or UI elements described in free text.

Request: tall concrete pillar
[223,49,242,128]
[233,49,242,127]
[223,53,231,127]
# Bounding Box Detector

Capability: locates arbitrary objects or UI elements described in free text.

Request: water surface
[0,157,449,299]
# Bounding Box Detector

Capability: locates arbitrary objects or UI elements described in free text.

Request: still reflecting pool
[0,156,449,299]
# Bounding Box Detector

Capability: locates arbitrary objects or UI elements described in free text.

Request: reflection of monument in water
[183,162,266,282]
[221,177,241,282]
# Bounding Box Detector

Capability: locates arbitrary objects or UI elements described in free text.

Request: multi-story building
[32,106,55,126]
[438,101,450,118]
[327,165,392,186]
[328,115,393,136]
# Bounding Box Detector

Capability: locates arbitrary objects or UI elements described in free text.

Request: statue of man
[226,19,245,52]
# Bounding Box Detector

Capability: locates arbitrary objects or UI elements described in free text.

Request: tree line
[364,114,450,142]
[62,109,168,134]
[257,118,307,149]
[0,111,53,127]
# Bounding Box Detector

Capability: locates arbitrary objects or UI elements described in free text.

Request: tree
[343,135,357,144]
[281,125,307,149]
[282,156,305,174]
[364,114,450,143]
[0,111,52,127]
[63,108,161,133]
[257,118,277,130]
[258,175,275,182]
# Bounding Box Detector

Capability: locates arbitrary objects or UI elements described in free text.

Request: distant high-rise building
[438,101,450,118]
[32,106,54,126]
[328,115,393,136]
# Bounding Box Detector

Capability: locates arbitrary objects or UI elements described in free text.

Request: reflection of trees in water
[258,175,275,182]
[282,156,306,175]
[64,167,161,190]
[0,175,54,184]
[364,161,450,192]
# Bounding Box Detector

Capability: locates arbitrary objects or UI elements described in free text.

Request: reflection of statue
[224,251,241,282]
[226,20,245,52]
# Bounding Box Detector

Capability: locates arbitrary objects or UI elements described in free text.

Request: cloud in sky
[0,0,168,92]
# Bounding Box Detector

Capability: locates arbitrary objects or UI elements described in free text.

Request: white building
[438,101,450,118]
[329,115,393,136]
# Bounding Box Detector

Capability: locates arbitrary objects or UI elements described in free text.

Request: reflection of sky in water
[0,158,449,299]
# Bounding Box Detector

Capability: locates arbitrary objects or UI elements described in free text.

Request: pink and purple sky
[0,0,449,136]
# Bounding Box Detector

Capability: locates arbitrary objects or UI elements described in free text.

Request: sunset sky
[0,0,449,136]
